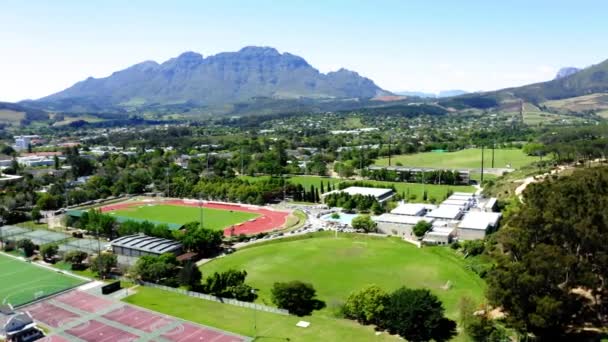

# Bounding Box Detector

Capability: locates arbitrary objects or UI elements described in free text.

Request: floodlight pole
[199,194,204,230]
[481,145,485,184]
[251,289,258,338]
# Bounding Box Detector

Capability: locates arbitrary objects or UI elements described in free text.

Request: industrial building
[110,234,183,257]
[457,211,502,240]
[373,213,433,237]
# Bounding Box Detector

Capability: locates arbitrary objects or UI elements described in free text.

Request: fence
[139,281,289,315]
[58,238,109,254]
[0,226,71,246]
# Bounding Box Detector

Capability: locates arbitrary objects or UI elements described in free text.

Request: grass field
[241,175,475,202]
[125,286,398,342]
[0,253,86,306]
[375,148,538,170]
[200,233,485,340]
[109,204,260,231]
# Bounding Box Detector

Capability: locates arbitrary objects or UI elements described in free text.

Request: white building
[373,213,433,237]
[13,135,39,151]
[390,203,437,216]
[457,211,502,240]
[426,205,464,220]
[322,186,395,203]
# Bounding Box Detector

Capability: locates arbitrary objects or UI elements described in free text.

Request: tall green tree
[487,167,608,339]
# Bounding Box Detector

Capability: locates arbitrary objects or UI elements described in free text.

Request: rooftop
[426,205,463,220]
[458,212,502,230]
[373,213,433,225]
[323,186,395,202]
[390,203,436,216]
[110,234,182,254]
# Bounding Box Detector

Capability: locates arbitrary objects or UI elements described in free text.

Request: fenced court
[23,289,248,342]
[0,225,70,245]
[58,238,109,255]
[0,253,87,307]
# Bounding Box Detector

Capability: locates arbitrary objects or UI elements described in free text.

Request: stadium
[67,197,293,236]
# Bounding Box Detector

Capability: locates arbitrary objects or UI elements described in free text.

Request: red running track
[101,199,291,236]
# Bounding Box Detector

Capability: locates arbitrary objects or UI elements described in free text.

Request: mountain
[437,90,468,98]
[394,90,468,98]
[0,102,48,125]
[442,58,608,110]
[555,67,581,80]
[33,46,390,113]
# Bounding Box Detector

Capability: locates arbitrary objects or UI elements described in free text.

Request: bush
[40,243,59,261]
[351,215,377,233]
[412,220,432,237]
[343,285,388,325]
[17,239,36,257]
[3,240,16,252]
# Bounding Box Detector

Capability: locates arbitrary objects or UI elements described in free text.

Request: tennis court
[0,226,70,245]
[0,253,87,307]
[58,238,109,254]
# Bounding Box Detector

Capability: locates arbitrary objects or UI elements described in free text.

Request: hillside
[440,58,608,115]
[0,102,48,125]
[31,46,390,113]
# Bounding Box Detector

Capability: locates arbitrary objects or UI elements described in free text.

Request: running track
[100,199,290,236]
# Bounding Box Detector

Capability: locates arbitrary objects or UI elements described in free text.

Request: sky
[2,0,608,102]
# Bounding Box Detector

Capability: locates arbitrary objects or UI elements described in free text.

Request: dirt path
[515,165,569,202]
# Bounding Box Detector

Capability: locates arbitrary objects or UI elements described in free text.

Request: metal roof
[390,203,436,216]
[110,234,182,254]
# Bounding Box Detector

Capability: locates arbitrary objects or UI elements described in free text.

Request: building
[422,225,456,245]
[390,202,436,216]
[0,305,43,342]
[367,165,470,185]
[110,234,183,257]
[426,205,464,220]
[373,213,433,237]
[457,212,502,240]
[321,186,395,203]
[13,135,40,151]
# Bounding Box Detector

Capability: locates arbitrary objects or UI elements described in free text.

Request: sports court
[98,198,290,236]
[0,225,70,245]
[23,289,248,342]
[0,253,87,307]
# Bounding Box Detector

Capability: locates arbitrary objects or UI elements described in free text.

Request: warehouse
[390,203,436,216]
[110,234,183,257]
[426,205,463,220]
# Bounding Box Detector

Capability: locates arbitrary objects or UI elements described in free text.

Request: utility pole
[480,145,485,184]
[199,194,204,230]
[240,145,244,175]
[388,136,392,166]
[491,141,495,168]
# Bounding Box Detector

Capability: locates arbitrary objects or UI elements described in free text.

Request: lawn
[375,148,538,170]
[109,204,259,231]
[125,286,398,342]
[201,233,485,328]
[242,175,475,202]
[0,253,87,306]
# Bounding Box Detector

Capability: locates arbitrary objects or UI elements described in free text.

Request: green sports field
[198,233,485,340]
[0,253,87,306]
[375,148,538,169]
[109,204,260,230]
[241,175,475,202]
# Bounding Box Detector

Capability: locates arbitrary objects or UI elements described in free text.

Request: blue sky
[2,0,608,101]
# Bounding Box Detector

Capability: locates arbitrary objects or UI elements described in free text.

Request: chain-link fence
[141,281,289,315]
[0,226,70,245]
[58,238,109,255]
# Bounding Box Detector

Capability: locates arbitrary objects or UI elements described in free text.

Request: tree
[40,243,59,261]
[17,239,36,257]
[351,215,377,233]
[31,207,42,223]
[178,223,223,257]
[201,269,257,301]
[487,168,608,338]
[36,193,61,210]
[178,261,203,290]
[64,250,88,270]
[412,220,432,238]
[371,201,384,215]
[343,284,388,325]
[271,281,323,316]
[90,253,117,278]
[133,253,179,284]
[381,287,456,342]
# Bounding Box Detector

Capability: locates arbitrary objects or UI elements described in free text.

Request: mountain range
[32,46,390,113]
[394,90,468,98]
